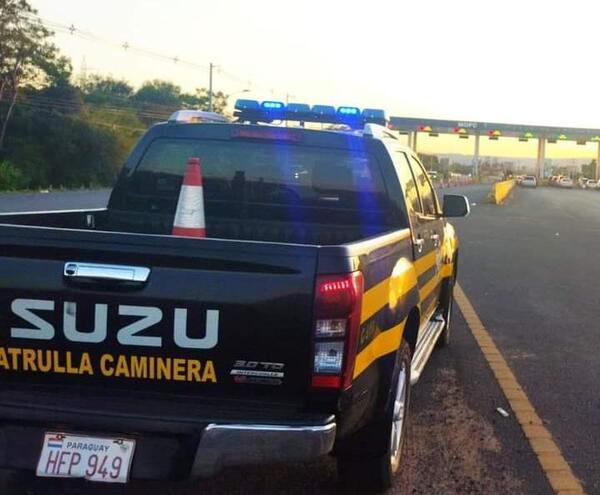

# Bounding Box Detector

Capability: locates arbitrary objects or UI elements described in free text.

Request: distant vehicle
[516,175,524,184]
[427,170,438,181]
[578,177,590,188]
[586,179,598,190]
[549,175,563,187]
[521,176,537,188]
[559,177,574,188]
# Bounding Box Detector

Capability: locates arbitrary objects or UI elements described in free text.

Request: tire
[337,340,412,494]
[437,270,456,348]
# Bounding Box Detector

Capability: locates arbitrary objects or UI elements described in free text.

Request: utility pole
[208,62,214,112]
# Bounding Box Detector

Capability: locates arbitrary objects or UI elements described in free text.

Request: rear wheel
[337,340,412,493]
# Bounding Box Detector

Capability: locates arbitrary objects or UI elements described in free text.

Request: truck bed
[0,207,383,245]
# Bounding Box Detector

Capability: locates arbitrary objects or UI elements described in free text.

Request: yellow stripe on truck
[414,249,437,276]
[361,258,417,324]
[354,250,455,381]
[440,262,453,279]
[361,278,391,324]
[353,318,407,379]
[419,273,440,302]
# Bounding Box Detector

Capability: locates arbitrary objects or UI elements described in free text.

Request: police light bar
[169,110,230,124]
[233,99,387,127]
[312,105,336,117]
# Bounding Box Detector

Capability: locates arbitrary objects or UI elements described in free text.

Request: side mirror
[442,194,470,218]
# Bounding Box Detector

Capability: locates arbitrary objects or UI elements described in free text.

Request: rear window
[137,138,385,199]
[112,137,401,242]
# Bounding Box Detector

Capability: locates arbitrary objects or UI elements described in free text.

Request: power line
[22,13,279,95]
[5,90,173,124]
[12,100,147,132]
[3,84,185,114]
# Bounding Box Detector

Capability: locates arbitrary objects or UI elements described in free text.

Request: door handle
[431,233,440,247]
[415,237,425,253]
[64,262,150,283]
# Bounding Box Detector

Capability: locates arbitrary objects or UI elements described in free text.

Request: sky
[30,0,600,160]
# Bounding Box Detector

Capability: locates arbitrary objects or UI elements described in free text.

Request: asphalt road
[0,185,595,494]
[0,189,111,213]
[449,184,600,494]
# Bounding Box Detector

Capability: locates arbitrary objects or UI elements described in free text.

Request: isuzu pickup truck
[0,102,469,493]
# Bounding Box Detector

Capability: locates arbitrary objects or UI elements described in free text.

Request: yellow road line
[454,284,585,495]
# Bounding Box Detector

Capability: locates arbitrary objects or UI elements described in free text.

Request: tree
[417,153,440,171]
[581,159,596,179]
[0,0,62,150]
[133,80,183,106]
[33,57,82,115]
[131,80,184,124]
[449,163,473,175]
[133,80,228,114]
[195,88,228,114]
[82,74,133,105]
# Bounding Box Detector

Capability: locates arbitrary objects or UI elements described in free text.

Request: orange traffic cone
[172,157,206,238]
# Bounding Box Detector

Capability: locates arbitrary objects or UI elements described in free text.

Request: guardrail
[491,179,516,204]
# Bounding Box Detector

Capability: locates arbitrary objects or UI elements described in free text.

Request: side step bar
[410,315,445,385]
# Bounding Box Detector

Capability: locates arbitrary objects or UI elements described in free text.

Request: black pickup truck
[0,109,468,492]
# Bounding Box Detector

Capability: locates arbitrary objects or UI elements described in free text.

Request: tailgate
[0,226,318,407]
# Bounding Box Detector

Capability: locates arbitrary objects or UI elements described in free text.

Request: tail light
[311,272,364,390]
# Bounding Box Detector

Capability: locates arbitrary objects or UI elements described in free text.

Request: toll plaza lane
[449,184,600,493]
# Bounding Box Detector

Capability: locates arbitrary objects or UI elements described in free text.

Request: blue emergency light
[362,108,386,121]
[235,99,261,111]
[311,105,336,117]
[286,103,311,115]
[233,99,387,127]
[261,101,285,110]
[337,106,360,116]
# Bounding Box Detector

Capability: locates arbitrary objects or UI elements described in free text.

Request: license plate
[36,432,135,483]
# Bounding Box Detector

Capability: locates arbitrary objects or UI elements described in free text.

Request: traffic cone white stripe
[172,158,206,238]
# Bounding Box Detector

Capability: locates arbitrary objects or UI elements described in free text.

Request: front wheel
[437,272,455,348]
[337,340,412,493]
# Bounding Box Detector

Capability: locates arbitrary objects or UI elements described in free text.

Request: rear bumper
[0,389,336,480]
[191,422,336,477]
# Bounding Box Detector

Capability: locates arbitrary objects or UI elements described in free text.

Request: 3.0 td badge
[230,360,284,386]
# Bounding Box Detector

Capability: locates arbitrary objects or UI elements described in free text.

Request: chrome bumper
[191,421,337,477]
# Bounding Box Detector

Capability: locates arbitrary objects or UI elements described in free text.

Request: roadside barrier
[172,157,206,238]
[490,179,516,204]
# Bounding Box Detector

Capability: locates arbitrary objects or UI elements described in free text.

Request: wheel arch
[402,307,420,355]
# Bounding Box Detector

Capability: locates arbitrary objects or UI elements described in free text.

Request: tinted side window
[409,155,438,216]
[394,152,422,215]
